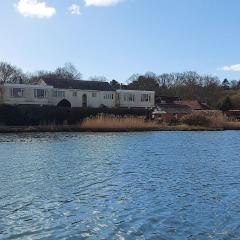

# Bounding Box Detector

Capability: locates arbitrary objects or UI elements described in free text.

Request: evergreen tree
[221,78,230,90]
[221,96,232,111]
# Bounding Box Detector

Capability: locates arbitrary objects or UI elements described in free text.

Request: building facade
[0,79,155,109]
[116,90,155,109]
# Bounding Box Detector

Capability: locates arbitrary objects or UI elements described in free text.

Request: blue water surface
[0,131,240,240]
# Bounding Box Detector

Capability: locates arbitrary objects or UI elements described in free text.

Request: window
[53,91,65,98]
[34,89,47,99]
[104,93,114,100]
[73,91,77,97]
[11,88,24,98]
[148,94,151,102]
[124,93,135,102]
[92,92,97,98]
[141,94,150,102]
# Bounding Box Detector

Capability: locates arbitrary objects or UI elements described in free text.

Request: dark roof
[158,104,192,114]
[156,96,180,103]
[43,79,115,91]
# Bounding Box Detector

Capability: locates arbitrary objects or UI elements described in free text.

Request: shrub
[230,94,240,109]
[169,118,180,126]
[181,113,211,126]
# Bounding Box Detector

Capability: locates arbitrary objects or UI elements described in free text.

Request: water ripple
[0,131,240,239]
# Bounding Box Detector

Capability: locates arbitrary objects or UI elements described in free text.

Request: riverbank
[0,115,239,133]
[0,124,231,133]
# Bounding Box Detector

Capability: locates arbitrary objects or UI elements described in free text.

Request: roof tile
[43,79,115,91]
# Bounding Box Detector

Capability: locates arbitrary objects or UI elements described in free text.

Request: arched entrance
[57,99,71,108]
[82,94,87,108]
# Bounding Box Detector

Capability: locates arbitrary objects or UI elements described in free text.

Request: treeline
[1,61,240,109]
[112,72,240,109]
[0,62,82,83]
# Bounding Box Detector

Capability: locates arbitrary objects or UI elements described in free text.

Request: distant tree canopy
[88,76,107,82]
[55,63,82,80]
[110,79,121,90]
[0,62,24,83]
[123,71,223,108]
[28,63,82,82]
[127,75,159,91]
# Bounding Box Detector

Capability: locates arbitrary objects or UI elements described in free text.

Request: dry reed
[80,115,158,131]
[182,111,226,128]
[223,121,240,130]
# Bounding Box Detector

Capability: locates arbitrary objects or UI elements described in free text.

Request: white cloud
[68,4,81,15]
[15,0,56,18]
[85,0,122,7]
[221,64,240,72]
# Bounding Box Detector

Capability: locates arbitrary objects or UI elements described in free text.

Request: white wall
[2,84,52,105]
[0,84,155,109]
[0,86,3,104]
[49,89,116,108]
[116,90,155,108]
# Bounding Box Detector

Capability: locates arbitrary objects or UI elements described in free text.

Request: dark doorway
[57,99,71,108]
[82,94,87,108]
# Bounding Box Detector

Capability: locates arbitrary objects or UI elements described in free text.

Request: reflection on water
[0,131,240,239]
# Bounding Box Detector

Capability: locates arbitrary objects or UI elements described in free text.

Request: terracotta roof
[174,100,207,110]
[43,79,115,91]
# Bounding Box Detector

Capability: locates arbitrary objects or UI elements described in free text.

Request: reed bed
[223,121,240,130]
[80,115,221,131]
[207,112,226,128]
[182,111,226,129]
[80,115,159,131]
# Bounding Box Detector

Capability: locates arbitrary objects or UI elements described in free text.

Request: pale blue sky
[1,0,240,82]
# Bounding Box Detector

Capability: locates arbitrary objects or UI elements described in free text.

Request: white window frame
[34,89,47,99]
[124,93,135,102]
[104,93,114,100]
[141,94,150,102]
[10,88,24,98]
[53,91,65,98]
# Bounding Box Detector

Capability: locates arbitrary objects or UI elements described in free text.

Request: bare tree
[55,62,82,80]
[89,76,108,82]
[127,74,140,84]
[28,63,82,82]
[27,70,53,83]
[0,62,23,83]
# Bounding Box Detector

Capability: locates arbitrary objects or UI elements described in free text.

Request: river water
[0,131,240,240]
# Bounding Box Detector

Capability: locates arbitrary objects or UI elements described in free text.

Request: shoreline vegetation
[0,114,239,133]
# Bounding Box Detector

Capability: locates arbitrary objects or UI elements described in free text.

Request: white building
[0,83,53,106]
[116,89,155,109]
[0,79,155,109]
